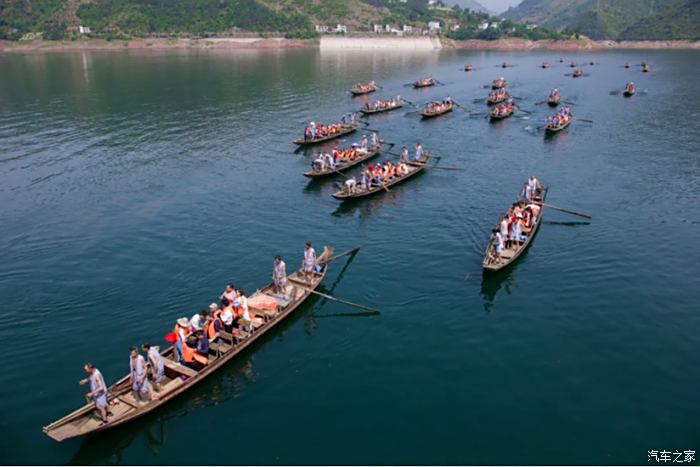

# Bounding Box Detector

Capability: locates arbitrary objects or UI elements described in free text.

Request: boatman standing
[142,343,164,396]
[415,142,425,162]
[399,146,409,163]
[272,255,287,295]
[129,347,149,402]
[79,362,109,425]
[360,135,368,150]
[371,131,379,147]
[302,241,316,282]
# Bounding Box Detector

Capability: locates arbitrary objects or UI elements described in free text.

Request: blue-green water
[0,48,698,465]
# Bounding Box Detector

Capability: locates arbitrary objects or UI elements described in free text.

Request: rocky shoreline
[2,36,699,53]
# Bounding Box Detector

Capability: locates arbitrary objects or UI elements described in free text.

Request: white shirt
[500,218,509,237]
[221,308,233,325]
[304,247,316,267]
[190,313,203,331]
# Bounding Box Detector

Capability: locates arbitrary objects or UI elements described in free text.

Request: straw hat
[177,317,190,328]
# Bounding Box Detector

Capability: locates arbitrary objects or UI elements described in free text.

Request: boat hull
[293,124,358,146]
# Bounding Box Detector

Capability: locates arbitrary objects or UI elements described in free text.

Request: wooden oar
[288,278,380,313]
[576,118,594,123]
[325,246,360,263]
[536,202,592,219]
[431,166,464,171]
[516,106,532,114]
[452,100,467,110]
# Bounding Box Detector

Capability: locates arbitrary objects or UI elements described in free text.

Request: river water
[0,48,698,465]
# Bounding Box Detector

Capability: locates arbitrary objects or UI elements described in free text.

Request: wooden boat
[573,68,583,78]
[501,62,509,68]
[360,99,404,115]
[303,144,382,178]
[483,186,548,272]
[350,82,378,95]
[623,84,635,97]
[589,60,595,66]
[642,64,650,73]
[624,62,631,68]
[487,91,509,105]
[559,57,565,63]
[43,257,332,442]
[491,78,506,89]
[544,117,572,134]
[413,78,436,88]
[464,64,473,72]
[420,101,454,118]
[547,94,560,106]
[570,61,577,68]
[490,104,514,121]
[541,62,550,69]
[331,159,428,200]
[293,123,358,146]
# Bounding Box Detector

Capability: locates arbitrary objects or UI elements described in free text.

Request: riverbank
[2,36,699,53]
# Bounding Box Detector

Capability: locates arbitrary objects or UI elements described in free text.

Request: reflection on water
[480,268,517,313]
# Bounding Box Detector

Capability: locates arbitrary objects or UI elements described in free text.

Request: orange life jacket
[205,318,221,340]
[173,324,189,342]
[181,342,209,366]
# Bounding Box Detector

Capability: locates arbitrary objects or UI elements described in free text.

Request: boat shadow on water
[480,265,517,313]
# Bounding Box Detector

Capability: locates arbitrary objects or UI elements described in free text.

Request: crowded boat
[545,106,573,133]
[490,101,514,120]
[623,82,636,97]
[464,64,473,72]
[413,77,437,88]
[573,68,583,78]
[547,88,561,106]
[487,88,510,105]
[332,143,429,199]
[43,244,335,441]
[304,133,382,178]
[491,77,507,89]
[483,176,545,272]
[294,114,359,145]
[361,96,404,114]
[420,97,454,118]
[350,80,378,95]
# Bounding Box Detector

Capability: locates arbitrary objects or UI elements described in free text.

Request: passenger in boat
[220,283,236,304]
[400,146,409,163]
[182,334,208,371]
[272,255,287,295]
[527,202,541,226]
[190,310,205,332]
[371,131,379,147]
[173,317,190,362]
[195,329,209,358]
[142,343,164,394]
[499,216,510,249]
[220,298,234,333]
[79,362,109,424]
[360,170,369,191]
[204,306,221,345]
[129,346,149,401]
[302,241,317,282]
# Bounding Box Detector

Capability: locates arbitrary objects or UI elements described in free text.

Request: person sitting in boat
[398,162,409,176]
[129,346,149,401]
[220,283,236,304]
[527,202,541,226]
[324,153,336,170]
[312,154,325,171]
[142,343,164,394]
[182,333,208,371]
[79,362,109,425]
[205,304,222,343]
[190,310,205,332]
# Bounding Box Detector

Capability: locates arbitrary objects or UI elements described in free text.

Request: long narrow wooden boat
[570,61,577,68]
[624,62,631,68]
[331,160,428,200]
[572,68,583,78]
[303,144,382,178]
[360,100,405,115]
[350,83,378,95]
[544,117,572,134]
[487,92,509,105]
[547,94,561,106]
[541,62,550,69]
[490,105,514,121]
[413,78,436,89]
[641,64,650,73]
[483,187,548,272]
[464,64,473,72]
[491,78,506,89]
[420,101,454,118]
[293,123,359,146]
[623,84,635,97]
[43,260,331,442]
